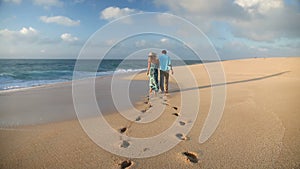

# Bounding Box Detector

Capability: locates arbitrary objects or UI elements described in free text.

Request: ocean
[0,59,202,91]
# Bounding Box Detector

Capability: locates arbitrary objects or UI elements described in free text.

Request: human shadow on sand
[169,71,290,93]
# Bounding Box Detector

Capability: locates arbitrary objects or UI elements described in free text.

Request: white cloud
[234,0,283,14]
[3,0,22,4]
[0,27,38,42]
[156,13,180,26]
[100,6,138,20]
[73,0,85,3]
[135,39,146,47]
[60,33,79,42]
[154,0,247,37]
[160,38,168,43]
[32,0,63,8]
[230,4,300,41]
[0,27,61,45]
[19,27,38,35]
[0,28,82,59]
[154,0,300,42]
[154,0,245,19]
[105,39,117,46]
[153,0,300,59]
[40,16,80,26]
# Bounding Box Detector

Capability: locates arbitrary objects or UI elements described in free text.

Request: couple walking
[146,50,174,95]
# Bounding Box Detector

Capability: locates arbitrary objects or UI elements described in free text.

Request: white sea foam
[0,68,146,91]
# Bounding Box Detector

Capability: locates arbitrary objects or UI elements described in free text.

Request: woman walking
[146,52,159,95]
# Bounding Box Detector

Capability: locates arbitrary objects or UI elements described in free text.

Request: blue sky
[0,0,299,60]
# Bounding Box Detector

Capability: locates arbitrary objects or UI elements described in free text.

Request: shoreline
[0,70,147,94]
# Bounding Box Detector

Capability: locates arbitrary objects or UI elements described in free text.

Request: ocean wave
[0,68,146,91]
[114,68,146,73]
[73,68,146,78]
[0,79,70,90]
[0,73,18,79]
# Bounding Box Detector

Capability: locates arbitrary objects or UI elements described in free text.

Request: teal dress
[149,62,159,92]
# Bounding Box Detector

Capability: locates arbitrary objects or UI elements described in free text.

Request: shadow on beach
[169,71,290,93]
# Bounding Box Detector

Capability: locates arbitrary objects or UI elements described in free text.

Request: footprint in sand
[143,96,149,104]
[141,104,152,113]
[172,113,180,117]
[176,133,189,140]
[119,160,133,169]
[135,116,141,121]
[172,106,178,110]
[162,102,169,106]
[120,140,130,148]
[182,152,199,163]
[119,127,127,134]
[179,121,186,126]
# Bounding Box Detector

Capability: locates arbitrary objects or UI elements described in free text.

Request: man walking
[159,50,173,93]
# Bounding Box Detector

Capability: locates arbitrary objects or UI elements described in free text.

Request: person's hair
[162,50,167,54]
[148,52,157,61]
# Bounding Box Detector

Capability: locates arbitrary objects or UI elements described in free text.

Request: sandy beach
[0,57,299,169]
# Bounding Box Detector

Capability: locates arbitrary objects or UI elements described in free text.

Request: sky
[0,0,299,60]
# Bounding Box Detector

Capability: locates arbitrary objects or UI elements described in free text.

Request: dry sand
[0,57,299,168]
